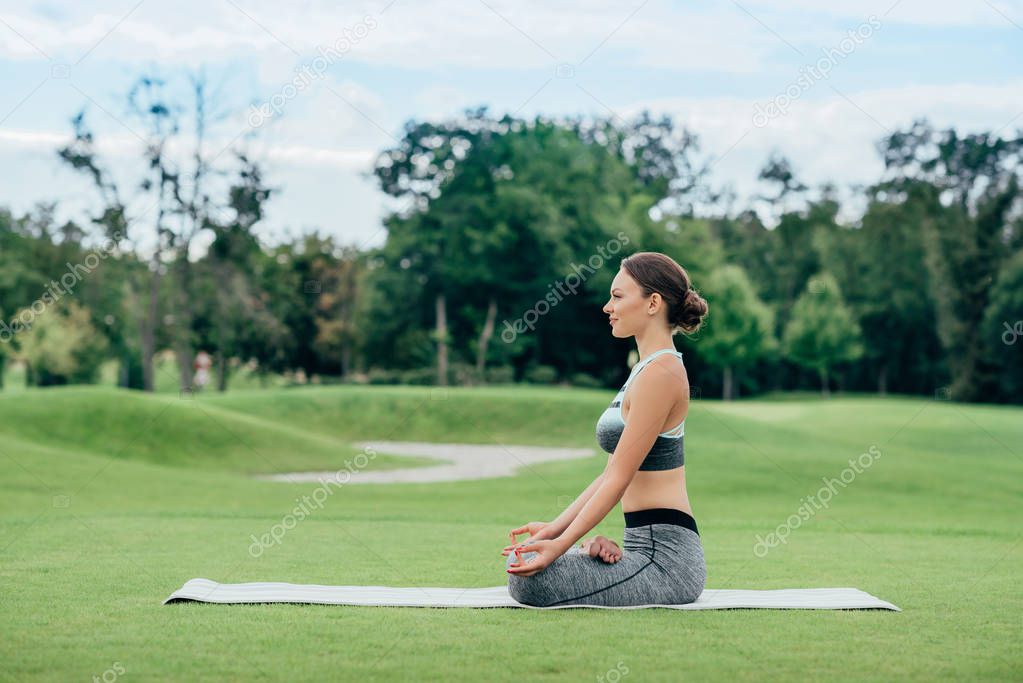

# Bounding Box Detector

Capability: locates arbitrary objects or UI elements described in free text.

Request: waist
[623,507,699,536]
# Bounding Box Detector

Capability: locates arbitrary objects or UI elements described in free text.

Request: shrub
[485,365,515,384]
[569,372,602,388]
[399,367,436,385]
[524,364,558,384]
[366,367,401,385]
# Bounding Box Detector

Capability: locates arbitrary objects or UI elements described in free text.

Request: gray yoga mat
[164,579,901,611]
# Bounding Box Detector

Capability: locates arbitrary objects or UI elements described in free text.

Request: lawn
[1,385,1020,681]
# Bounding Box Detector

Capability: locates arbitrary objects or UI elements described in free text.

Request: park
[1,2,1021,681]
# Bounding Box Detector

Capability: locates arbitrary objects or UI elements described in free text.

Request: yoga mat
[164,578,901,611]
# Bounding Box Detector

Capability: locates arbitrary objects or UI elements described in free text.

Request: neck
[635,333,676,361]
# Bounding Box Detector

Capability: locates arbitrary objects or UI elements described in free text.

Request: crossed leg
[505,542,677,607]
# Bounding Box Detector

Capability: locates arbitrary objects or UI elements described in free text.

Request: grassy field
[1,385,1020,681]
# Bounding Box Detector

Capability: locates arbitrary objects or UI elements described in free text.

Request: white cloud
[0,0,771,72]
[739,0,1023,28]
[2,0,1018,71]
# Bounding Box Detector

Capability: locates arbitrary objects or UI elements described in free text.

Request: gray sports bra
[594,348,686,471]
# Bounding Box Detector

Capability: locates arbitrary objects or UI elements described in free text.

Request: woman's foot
[580,535,622,563]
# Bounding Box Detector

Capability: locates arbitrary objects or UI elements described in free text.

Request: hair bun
[672,287,709,334]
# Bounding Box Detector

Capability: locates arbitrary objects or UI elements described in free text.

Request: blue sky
[1,0,1021,249]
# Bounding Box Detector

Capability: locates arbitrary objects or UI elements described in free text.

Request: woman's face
[602,269,648,338]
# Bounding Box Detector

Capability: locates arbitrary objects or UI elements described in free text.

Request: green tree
[782,273,864,396]
[369,109,657,384]
[878,119,1023,401]
[698,265,776,399]
[815,187,944,395]
[982,249,1023,399]
[16,301,108,385]
[58,70,263,392]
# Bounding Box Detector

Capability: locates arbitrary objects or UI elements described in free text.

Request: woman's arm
[546,470,607,538]
[554,357,678,552]
[552,474,630,552]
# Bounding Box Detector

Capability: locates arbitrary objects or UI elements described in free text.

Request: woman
[502,251,710,607]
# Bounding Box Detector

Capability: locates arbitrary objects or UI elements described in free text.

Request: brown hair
[620,252,709,335]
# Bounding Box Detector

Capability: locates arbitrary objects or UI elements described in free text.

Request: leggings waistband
[624,507,699,536]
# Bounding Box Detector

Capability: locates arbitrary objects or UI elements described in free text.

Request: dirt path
[255,441,595,484]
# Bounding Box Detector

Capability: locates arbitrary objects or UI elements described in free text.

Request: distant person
[193,350,212,391]
[503,251,710,606]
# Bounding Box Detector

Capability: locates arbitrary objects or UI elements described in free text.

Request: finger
[508,566,539,577]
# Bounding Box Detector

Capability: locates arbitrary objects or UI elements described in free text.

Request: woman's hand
[501,522,555,556]
[506,539,565,577]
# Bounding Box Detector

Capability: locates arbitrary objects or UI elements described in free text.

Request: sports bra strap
[623,349,686,437]
[623,349,685,394]
[629,348,683,378]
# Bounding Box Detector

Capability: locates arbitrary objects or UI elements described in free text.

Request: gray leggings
[505,521,706,607]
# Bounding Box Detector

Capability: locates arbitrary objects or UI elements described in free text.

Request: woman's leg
[506,524,705,607]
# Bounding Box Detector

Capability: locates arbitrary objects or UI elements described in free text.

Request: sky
[1,0,1022,250]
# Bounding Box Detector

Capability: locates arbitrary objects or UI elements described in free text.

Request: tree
[698,265,777,399]
[57,68,259,392]
[371,106,512,384]
[369,109,654,384]
[15,301,108,385]
[878,119,1023,401]
[982,249,1023,399]
[782,273,864,396]
[571,109,716,216]
[757,152,808,221]
[816,187,943,395]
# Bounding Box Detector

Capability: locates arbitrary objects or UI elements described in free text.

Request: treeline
[0,72,1021,402]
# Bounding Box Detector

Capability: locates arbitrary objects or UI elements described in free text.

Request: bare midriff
[619,388,692,516]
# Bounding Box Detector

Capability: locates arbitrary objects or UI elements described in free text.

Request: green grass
[1,386,1020,681]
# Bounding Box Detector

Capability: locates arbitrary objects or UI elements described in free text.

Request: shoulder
[633,354,686,394]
